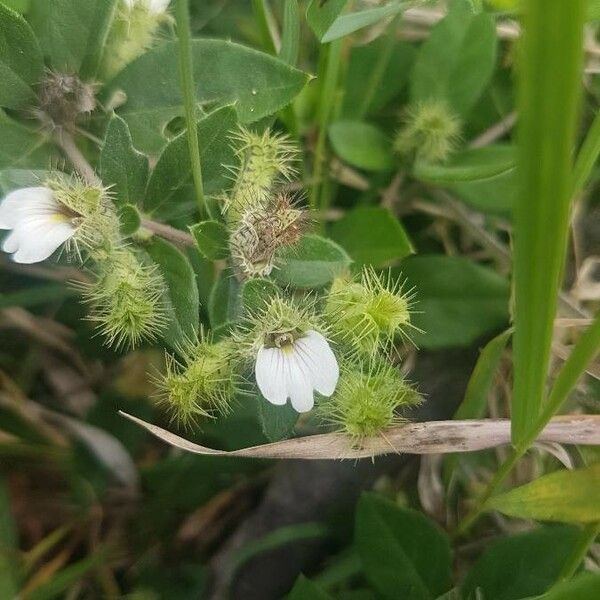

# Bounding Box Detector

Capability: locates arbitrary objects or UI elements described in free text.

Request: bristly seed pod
[225,127,298,223]
[230,193,306,278]
[394,99,461,163]
[324,267,416,357]
[36,72,97,129]
[318,362,421,439]
[80,247,167,349]
[158,333,236,427]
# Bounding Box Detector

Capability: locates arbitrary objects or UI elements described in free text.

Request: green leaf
[0,168,49,193]
[453,329,512,420]
[117,204,141,236]
[272,234,351,288]
[461,525,581,600]
[321,2,406,44]
[190,220,229,261]
[99,114,149,208]
[208,267,240,329]
[488,464,600,523]
[401,255,510,349]
[343,38,415,118]
[257,396,298,442]
[511,0,585,443]
[410,0,497,116]
[330,206,413,267]
[107,40,309,153]
[329,121,394,172]
[288,575,334,600]
[0,110,54,169]
[306,0,348,41]
[538,573,600,600]
[0,2,43,109]
[241,278,279,313]
[414,145,515,184]
[144,237,199,349]
[450,169,515,215]
[28,0,117,77]
[0,284,76,309]
[144,105,238,214]
[356,493,452,600]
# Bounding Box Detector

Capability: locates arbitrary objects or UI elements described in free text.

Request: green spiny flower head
[44,174,120,258]
[100,0,172,80]
[324,268,415,356]
[394,99,461,163]
[225,127,298,222]
[159,334,236,427]
[319,362,421,439]
[81,247,166,348]
[234,294,323,359]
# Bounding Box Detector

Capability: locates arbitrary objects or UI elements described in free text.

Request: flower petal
[294,330,339,397]
[11,219,75,264]
[1,230,20,253]
[0,187,57,229]
[149,0,170,13]
[255,346,288,405]
[287,353,314,413]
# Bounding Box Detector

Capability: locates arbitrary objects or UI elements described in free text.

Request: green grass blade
[512,0,585,443]
[573,109,600,195]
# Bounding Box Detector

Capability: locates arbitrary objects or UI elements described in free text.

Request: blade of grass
[511,0,585,443]
[174,0,212,219]
[455,309,600,537]
[252,0,277,55]
[572,109,600,195]
[280,0,300,65]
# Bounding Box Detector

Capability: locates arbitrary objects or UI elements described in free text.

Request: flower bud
[318,363,420,439]
[159,335,235,427]
[100,0,172,81]
[394,99,461,163]
[81,248,166,348]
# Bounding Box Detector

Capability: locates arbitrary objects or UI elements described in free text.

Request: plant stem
[140,218,195,247]
[557,521,600,582]
[310,39,343,213]
[174,0,211,219]
[54,129,101,186]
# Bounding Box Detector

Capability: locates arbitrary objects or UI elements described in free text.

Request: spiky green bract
[394,99,461,163]
[81,248,166,348]
[158,334,236,427]
[101,0,171,80]
[44,174,120,260]
[233,294,324,359]
[324,268,414,357]
[319,362,421,439]
[225,127,298,223]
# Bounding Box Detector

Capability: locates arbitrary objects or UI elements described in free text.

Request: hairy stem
[174,0,212,219]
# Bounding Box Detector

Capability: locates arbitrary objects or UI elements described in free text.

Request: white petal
[294,330,339,397]
[2,230,20,253]
[287,353,314,413]
[0,187,57,229]
[11,220,75,264]
[255,346,288,406]
[149,0,170,13]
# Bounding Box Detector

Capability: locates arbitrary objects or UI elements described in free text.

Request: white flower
[123,0,170,13]
[255,330,339,413]
[0,187,76,264]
